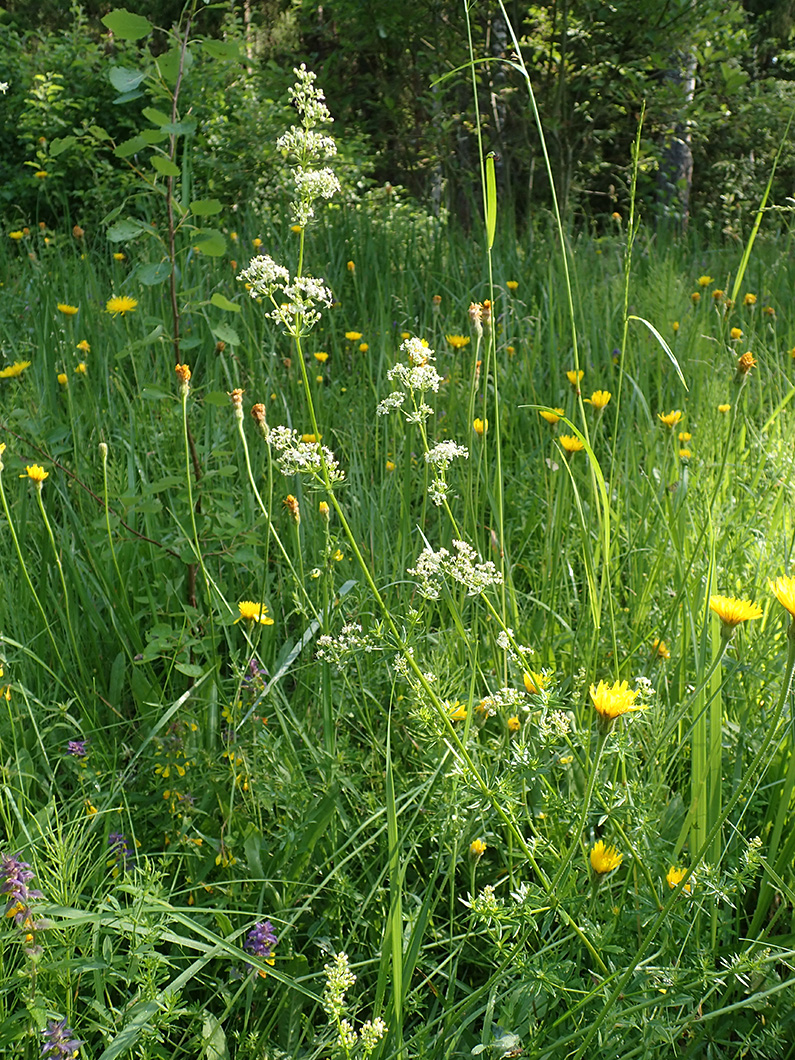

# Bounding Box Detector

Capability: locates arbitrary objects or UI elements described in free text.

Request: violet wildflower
[107,833,132,872]
[244,920,278,977]
[41,1018,82,1059]
[66,739,88,758]
[0,852,43,923]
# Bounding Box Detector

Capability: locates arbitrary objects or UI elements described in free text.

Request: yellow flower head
[736,351,756,376]
[585,389,611,410]
[74,362,87,375]
[658,410,683,428]
[718,403,731,413]
[691,291,701,304]
[566,369,584,388]
[678,431,691,442]
[743,293,757,307]
[473,417,488,436]
[0,360,31,379]
[652,638,671,660]
[679,448,691,460]
[57,303,79,316]
[359,342,369,353]
[314,351,329,363]
[106,295,138,316]
[470,838,487,857]
[697,275,713,287]
[236,601,274,625]
[385,460,396,472]
[252,237,263,249]
[730,327,743,340]
[9,231,24,240]
[445,334,471,350]
[611,211,621,221]
[769,576,795,619]
[57,372,68,386]
[539,408,564,426]
[506,280,519,291]
[290,225,302,234]
[709,594,763,635]
[590,679,642,720]
[672,321,680,332]
[113,252,126,262]
[21,464,49,484]
[347,260,355,272]
[283,494,300,523]
[76,340,90,353]
[590,840,622,874]
[400,331,411,340]
[34,170,47,179]
[319,501,330,518]
[507,715,520,733]
[559,434,585,455]
[523,671,549,695]
[175,363,191,389]
[666,866,693,893]
[301,433,320,443]
[345,331,363,342]
[712,289,724,300]
[448,701,467,721]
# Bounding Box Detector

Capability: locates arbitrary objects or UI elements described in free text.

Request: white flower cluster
[477,686,527,718]
[316,623,381,667]
[408,539,503,600]
[377,338,443,424]
[268,425,345,483]
[276,127,337,161]
[291,168,340,227]
[280,65,340,228]
[538,710,572,742]
[288,64,334,128]
[238,255,290,299]
[359,1018,387,1054]
[425,440,468,469]
[322,951,355,1018]
[237,259,332,336]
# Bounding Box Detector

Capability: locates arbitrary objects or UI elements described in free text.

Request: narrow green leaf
[485,152,497,250]
[210,293,240,313]
[101,8,153,39]
[628,315,688,391]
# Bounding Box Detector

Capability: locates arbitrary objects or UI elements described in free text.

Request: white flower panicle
[316,623,381,667]
[378,337,443,423]
[277,127,337,162]
[281,65,339,228]
[425,441,469,469]
[478,686,527,718]
[322,951,355,1018]
[359,1019,388,1052]
[238,255,290,299]
[408,539,503,599]
[237,258,333,337]
[288,64,334,127]
[267,425,345,482]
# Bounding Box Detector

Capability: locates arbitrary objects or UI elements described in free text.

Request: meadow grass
[2,113,795,1059]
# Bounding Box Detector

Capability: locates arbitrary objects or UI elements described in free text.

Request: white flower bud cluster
[478,687,527,717]
[267,425,345,483]
[316,623,381,667]
[281,65,340,228]
[237,255,290,299]
[408,539,503,599]
[425,440,468,469]
[238,259,332,336]
[377,338,443,424]
[322,951,355,1018]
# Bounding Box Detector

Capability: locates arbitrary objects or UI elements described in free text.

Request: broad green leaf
[190,198,223,217]
[210,293,240,312]
[162,120,197,136]
[136,262,172,286]
[141,107,172,127]
[193,229,226,257]
[203,391,232,407]
[485,152,497,250]
[139,129,169,145]
[114,135,148,158]
[151,155,181,177]
[101,9,153,39]
[109,66,145,93]
[49,136,77,157]
[201,39,240,60]
[112,89,144,105]
[175,662,204,678]
[107,218,147,242]
[87,125,112,141]
[157,43,193,86]
[212,323,240,345]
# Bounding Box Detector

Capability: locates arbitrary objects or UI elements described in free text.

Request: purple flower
[244,920,278,975]
[66,739,88,758]
[0,852,43,922]
[41,1018,82,1058]
[107,833,132,870]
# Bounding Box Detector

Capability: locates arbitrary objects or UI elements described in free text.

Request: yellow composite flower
[290,225,302,234]
[709,595,763,631]
[74,362,87,375]
[666,866,693,893]
[0,360,31,379]
[658,409,683,428]
[359,343,369,353]
[445,334,471,350]
[507,715,520,733]
[346,260,355,272]
[314,351,329,363]
[691,292,701,304]
[590,679,642,720]
[611,211,621,221]
[523,671,549,695]
[679,448,691,460]
[57,303,79,316]
[506,280,519,291]
[736,351,756,376]
[697,275,713,287]
[400,331,411,340]
[712,289,724,300]
[345,331,362,342]
[539,408,564,425]
[566,369,584,387]
[385,460,396,472]
[743,293,757,306]
[34,170,48,179]
[470,838,487,857]
[235,601,274,625]
[718,403,731,413]
[106,295,138,316]
[769,576,795,618]
[20,464,48,483]
[590,840,623,874]
[585,389,611,410]
[652,638,671,660]
[9,231,24,240]
[76,340,90,353]
[473,417,488,436]
[730,327,743,340]
[113,252,126,262]
[252,237,263,249]
[301,433,320,443]
[559,434,584,455]
[672,321,680,332]
[57,372,68,386]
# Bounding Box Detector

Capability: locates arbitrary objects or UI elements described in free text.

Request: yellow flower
[611,211,621,221]
[691,292,701,304]
[106,295,138,316]
[290,225,302,234]
[539,408,564,425]
[590,840,622,874]
[333,549,344,562]
[400,331,411,340]
[506,345,515,356]
[319,501,330,517]
[445,334,471,349]
[57,303,79,316]
[712,289,724,300]
[507,715,520,733]
[235,601,274,625]
[252,237,263,249]
[448,701,467,721]
[74,362,87,375]
[347,260,355,272]
[559,434,585,455]
[730,327,742,340]
[679,448,691,460]
[743,293,757,306]
[590,679,642,720]
[585,389,611,410]
[113,252,126,261]
[385,460,396,472]
[506,280,518,291]
[0,360,31,379]
[697,275,713,287]
[314,351,329,363]
[736,351,756,376]
[301,433,320,443]
[763,305,775,316]
[283,494,300,523]
[666,866,693,893]
[769,575,795,618]
[20,464,49,484]
[175,363,191,388]
[359,343,369,353]
[652,638,670,660]
[76,340,90,353]
[470,838,487,857]
[678,431,691,442]
[658,410,683,428]
[34,170,48,180]
[672,321,680,332]
[315,375,323,383]
[345,331,362,342]
[9,231,24,240]
[523,671,549,695]
[473,417,488,435]
[709,595,763,634]
[718,403,731,413]
[566,369,584,387]
[57,372,68,386]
